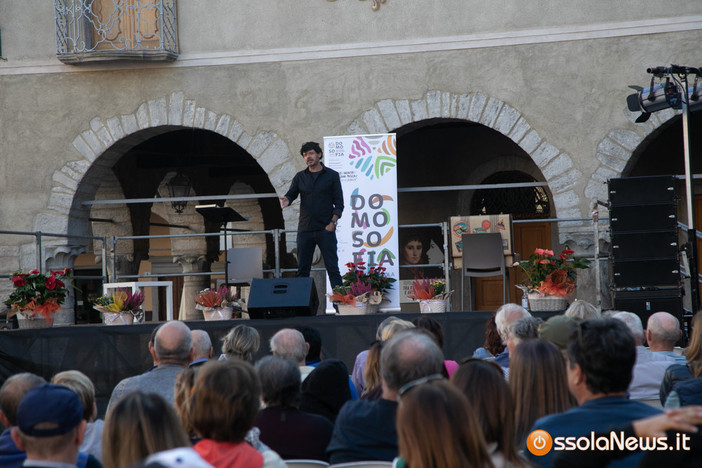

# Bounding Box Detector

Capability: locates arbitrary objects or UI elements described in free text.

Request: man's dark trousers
[297,229,343,289]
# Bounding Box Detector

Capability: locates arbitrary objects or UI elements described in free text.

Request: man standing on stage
[280,141,344,289]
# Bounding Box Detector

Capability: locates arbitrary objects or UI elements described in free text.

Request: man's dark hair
[296,326,322,363]
[300,141,322,156]
[566,318,635,394]
[255,356,301,407]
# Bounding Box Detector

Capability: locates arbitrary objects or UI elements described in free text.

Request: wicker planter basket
[337,303,380,315]
[103,311,135,326]
[528,296,568,312]
[16,313,52,329]
[419,299,448,313]
[202,307,233,321]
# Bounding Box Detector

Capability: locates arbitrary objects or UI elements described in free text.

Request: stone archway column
[44,244,85,327]
[174,254,211,321]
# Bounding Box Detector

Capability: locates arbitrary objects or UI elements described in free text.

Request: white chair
[286,461,330,468]
[328,462,393,468]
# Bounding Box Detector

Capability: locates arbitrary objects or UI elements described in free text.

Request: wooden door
[158,275,183,321]
[474,221,551,310]
[92,0,162,51]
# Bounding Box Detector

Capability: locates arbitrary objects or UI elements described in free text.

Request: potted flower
[407,278,453,313]
[194,285,244,320]
[328,261,396,315]
[94,289,145,325]
[4,269,72,327]
[514,247,590,311]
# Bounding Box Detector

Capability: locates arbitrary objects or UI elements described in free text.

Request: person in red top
[189,360,285,468]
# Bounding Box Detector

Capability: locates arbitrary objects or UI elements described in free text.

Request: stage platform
[0,310,556,417]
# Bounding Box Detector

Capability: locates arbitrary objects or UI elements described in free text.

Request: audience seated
[300,359,352,423]
[411,316,458,377]
[188,360,286,468]
[473,310,505,359]
[491,304,531,368]
[451,359,527,467]
[351,316,400,396]
[107,321,194,410]
[52,370,104,462]
[254,356,333,461]
[10,384,96,468]
[537,314,576,355]
[505,316,541,359]
[360,319,415,400]
[612,311,676,402]
[189,330,214,368]
[297,325,358,399]
[563,300,600,321]
[326,329,444,464]
[0,373,46,468]
[646,311,685,363]
[509,340,575,446]
[270,329,316,381]
[661,312,702,404]
[102,391,202,468]
[395,379,493,468]
[525,318,662,468]
[219,324,260,362]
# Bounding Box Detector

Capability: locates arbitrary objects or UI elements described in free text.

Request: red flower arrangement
[328,261,396,305]
[514,248,589,298]
[4,269,72,324]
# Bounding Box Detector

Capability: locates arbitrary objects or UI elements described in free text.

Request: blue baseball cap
[17,383,84,437]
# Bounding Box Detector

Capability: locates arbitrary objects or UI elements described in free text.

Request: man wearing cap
[280,141,344,291]
[10,384,97,468]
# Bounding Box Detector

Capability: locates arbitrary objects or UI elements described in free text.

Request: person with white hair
[491,303,531,368]
[646,311,685,364]
[270,328,316,381]
[612,311,676,402]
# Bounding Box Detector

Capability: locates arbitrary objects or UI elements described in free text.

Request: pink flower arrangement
[514,247,590,298]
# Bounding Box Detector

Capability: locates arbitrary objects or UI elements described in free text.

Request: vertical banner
[324,134,400,312]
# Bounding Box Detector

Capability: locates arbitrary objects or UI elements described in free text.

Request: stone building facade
[0,0,700,317]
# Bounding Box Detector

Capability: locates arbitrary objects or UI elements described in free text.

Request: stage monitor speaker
[608,175,676,206]
[611,231,678,261]
[614,289,683,330]
[609,204,677,233]
[612,258,680,287]
[247,278,319,319]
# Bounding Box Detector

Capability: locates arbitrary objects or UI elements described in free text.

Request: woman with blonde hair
[102,391,202,468]
[564,300,600,321]
[395,379,494,468]
[219,324,260,362]
[362,319,415,400]
[509,339,576,446]
[51,370,103,462]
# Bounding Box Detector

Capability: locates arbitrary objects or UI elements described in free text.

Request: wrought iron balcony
[55,0,178,64]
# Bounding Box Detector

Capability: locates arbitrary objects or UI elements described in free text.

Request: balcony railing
[55,0,178,64]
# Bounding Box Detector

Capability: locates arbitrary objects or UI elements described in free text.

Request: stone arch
[33,91,297,267]
[345,90,583,244]
[585,107,682,219]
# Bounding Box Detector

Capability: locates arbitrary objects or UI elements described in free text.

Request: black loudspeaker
[614,289,683,328]
[247,278,319,319]
[609,204,677,232]
[608,175,676,206]
[611,231,678,260]
[612,258,680,287]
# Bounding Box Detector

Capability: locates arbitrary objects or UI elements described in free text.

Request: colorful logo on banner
[324,133,400,311]
[349,188,396,266]
[347,135,397,180]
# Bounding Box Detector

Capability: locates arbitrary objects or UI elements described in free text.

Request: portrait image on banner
[324,133,400,311]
